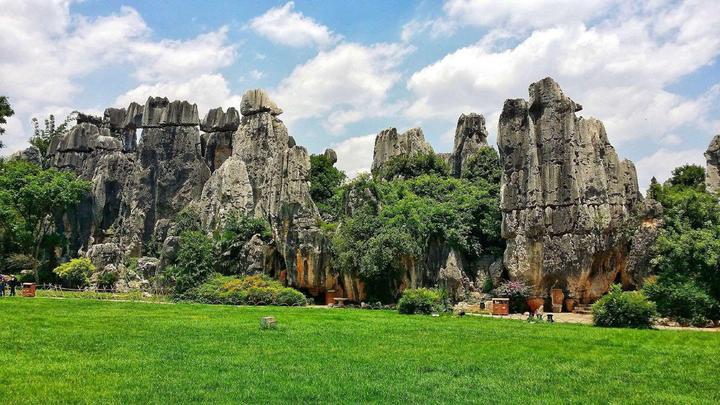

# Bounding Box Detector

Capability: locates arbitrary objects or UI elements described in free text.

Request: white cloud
[442,0,615,32]
[249,69,264,80]
[249,2,340,48]
[275,42,413,132]
[0,0,238,153]
[114,74,242,118]
[406,0,720,148]
[332,134,376,177]
[636,148,706,191]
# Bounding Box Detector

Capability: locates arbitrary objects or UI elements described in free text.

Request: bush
[592,284,656,328]
[643,278,718,326]
[183,274,306,306]
[53,258,94,288]
[493,280,531,313]
[167,231,214,294]
[397,288,443,315]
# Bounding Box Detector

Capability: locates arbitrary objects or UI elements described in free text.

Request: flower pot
[565,298,576,312]
[527,297,544,313]
[551,288,564,306]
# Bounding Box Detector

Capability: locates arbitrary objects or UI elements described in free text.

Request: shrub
[167,231,214,294]
[183,274,306,306]
[592,284,656,328]
[493,280,531,313]
[643,278,717,326]
[53,258,94,288]
[397,288,443,315]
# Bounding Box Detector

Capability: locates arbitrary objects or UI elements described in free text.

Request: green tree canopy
[373,151,449,181]
[309,153,346,220]
[0,96,15,146]
[0,160,91,281]
[30,112,76,157]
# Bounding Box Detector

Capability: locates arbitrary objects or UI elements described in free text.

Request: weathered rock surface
[498,78,641,302]
[240,89,282,116]
[201,107,238,172]
[141,97,199,127]
[706,135,720,194]
[323,148,337,164]
[9,145,42,166]
[371,127,434,171]
[450,113,489,176]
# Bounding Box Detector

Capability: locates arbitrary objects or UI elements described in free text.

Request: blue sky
[1,0,719,190]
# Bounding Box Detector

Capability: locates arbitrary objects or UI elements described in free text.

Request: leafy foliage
[53,258,95,288]
[30,112,77,157]
[182,274,306,306]
[215,212,272,275]
[0,96,14,144]
[397,288,443,314]
[333,174,503,302]
[460,146,502,186]
[310,153,346,220]
[643,278,717,326]
[592,284,656,328]
[374,151,449,181]
[649,167,720,321]
[0,160,91,281]
[165,231,215,294]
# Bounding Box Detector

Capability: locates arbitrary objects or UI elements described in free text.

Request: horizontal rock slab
[240,89,282,116]
[141,97,199,127]
[201,107,240,132]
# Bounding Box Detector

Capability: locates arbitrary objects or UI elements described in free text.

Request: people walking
[8,275,18,296]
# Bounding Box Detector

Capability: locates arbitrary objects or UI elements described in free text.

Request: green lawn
[1,298,718,404]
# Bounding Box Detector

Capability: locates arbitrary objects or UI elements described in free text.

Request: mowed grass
[1,298,718,404]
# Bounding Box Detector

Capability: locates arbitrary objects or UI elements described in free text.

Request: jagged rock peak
[9,145,42,166]
[56,123,121,153]
[201,107,240,132]
[123,102,143,129]
[705,135,720,194]
[451,113,489,176]
[141,97,199,128]
[240,89,283,116]
[323,148,337,165]
[498,77,640,302]
[371,127,434,171]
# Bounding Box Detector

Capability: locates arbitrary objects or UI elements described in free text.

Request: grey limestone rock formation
[240,89,283,116]
[498,77,641,302]
[450,113,489,177]
[371,127,434,171]
[706,135,720,194]
[201,107,238,172]
[141,97,199,127]
[9,145,42,166]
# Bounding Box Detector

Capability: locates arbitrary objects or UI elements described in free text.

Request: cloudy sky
[1,0,719,190]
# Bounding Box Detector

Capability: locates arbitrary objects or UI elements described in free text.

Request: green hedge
[397,288,443,315]
[182,274,307,306]
[592,284,656,328]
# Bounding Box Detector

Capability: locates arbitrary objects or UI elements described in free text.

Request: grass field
[1,297,718,404]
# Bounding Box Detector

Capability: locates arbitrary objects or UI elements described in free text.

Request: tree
[30,112,77,157]
[373,152,449,181]
[668,164,705,189]
[460,147,502,188]
[649,171,720,321]
[309,153,346,220]
[0,96,14,147]
[0,160,91,282]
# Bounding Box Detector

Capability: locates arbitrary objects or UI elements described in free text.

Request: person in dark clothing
[8,275,18,296]
[0,276,5,297]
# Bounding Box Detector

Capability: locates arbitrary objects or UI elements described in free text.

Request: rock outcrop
[371,127,433,171]
[498,78,641,302]
[706,135,720,194]
[450,113,489,176]
[201,107,238,172]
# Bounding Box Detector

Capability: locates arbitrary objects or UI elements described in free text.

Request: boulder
[705,135,720,194]
[498,77,641,302]
[9,146,42,166]
[323,148,338,165]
